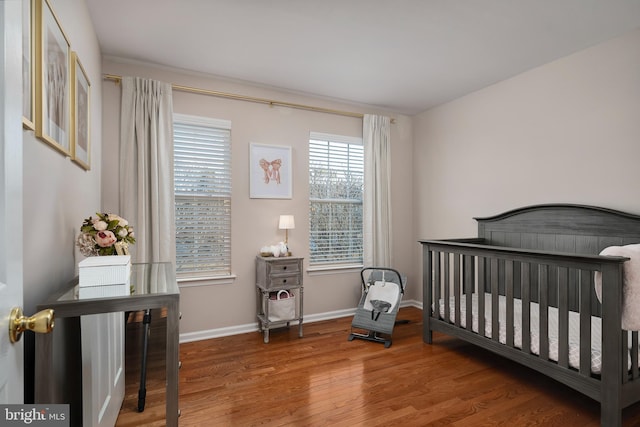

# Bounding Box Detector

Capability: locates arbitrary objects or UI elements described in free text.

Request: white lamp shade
[279,215,295,230]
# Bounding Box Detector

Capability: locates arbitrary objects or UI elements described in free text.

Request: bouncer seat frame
[348,267,406,348]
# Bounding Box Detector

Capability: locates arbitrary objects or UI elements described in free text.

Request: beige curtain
[363,114,392,267]
[120,77,176,266]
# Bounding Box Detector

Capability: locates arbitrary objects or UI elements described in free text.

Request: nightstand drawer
[269,259,301,274]
[267,275,300,288]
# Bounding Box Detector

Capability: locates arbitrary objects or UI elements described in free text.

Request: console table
[35,262,180,426]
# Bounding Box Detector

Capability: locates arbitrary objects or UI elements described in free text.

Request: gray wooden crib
[420,204,640,426]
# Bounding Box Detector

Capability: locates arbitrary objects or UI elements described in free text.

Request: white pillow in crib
[594,244,640,331]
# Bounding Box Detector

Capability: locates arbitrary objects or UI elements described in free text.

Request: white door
[0,0,25,404]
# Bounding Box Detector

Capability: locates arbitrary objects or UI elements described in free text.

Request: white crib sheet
[437,294,638,374]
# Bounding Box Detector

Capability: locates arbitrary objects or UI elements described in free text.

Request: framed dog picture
[249,143,292,199]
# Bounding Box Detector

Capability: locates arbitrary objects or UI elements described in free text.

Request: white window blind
[309,132,364,265]
[174,114,232,278]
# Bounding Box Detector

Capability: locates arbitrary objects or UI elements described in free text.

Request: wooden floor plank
[116,307,640,426]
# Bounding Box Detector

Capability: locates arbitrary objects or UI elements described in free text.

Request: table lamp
[278,215,295,255]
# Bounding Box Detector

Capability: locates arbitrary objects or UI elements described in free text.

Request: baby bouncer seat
[348,267,406,348]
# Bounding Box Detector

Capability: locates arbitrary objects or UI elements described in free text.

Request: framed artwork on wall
[22,0,35,130]
[249,143,292,199]
[35,0,71,156]
[71,51,90,170]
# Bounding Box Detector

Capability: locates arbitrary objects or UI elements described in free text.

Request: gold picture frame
[22,0,35,130]
[71,52,90,170]
[35,0,71,155]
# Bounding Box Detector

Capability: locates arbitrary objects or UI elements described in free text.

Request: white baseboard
[179,299,422,344]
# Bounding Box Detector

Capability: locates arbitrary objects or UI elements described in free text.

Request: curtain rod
[103,74,395,122]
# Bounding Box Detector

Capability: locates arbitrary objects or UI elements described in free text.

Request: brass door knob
[9,307,55,343]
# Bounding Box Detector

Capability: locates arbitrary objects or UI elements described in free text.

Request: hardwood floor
[116,307,640,426]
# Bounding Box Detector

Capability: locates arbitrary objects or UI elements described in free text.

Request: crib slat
[579,269,592,376]
[539,264,549,360]
[433,251,440,321]
[443,252,450,324]
[632,332,639,380]
[464,255,474,333]
[569,268,578,313]
[513,261,522,303]
[491,258,499,342]
[558,267,569,368]
[454,254,461,327]
[623,332,629,384]
[506,260,514,348]
[478,257,486,338]
[522,263,531,355]
[549,262,559,308]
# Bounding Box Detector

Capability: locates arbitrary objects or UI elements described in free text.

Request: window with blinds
[174,114,232,278]
[309,132,364,265]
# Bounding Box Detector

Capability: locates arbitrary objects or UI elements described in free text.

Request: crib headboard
[474,204,640,313]
[475,204,640,254]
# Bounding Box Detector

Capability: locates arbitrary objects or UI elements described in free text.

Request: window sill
[177,274,237,288]
[307,264,363,276]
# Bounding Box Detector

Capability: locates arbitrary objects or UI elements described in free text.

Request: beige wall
[22,0,102,402]
[23,0,102,312]
[100,58,415,336]
[412,28,640,301]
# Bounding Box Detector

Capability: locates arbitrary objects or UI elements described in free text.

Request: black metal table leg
[137,309,152,412]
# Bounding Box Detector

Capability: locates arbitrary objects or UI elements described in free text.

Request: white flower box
[79,255,131,287]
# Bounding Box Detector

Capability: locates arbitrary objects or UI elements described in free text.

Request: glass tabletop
[54,262,179,303]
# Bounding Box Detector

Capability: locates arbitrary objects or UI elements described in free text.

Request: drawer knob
[283,279,287,283]
[283,266,287,270]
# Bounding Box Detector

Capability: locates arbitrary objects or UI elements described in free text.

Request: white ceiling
[85,0,640,115]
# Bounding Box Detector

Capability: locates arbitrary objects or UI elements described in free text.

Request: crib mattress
[436,294,637,374]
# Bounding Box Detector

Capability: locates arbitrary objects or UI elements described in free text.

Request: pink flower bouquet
[77,213,136,256]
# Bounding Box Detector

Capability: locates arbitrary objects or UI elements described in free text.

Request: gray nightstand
[255,256,304,343]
